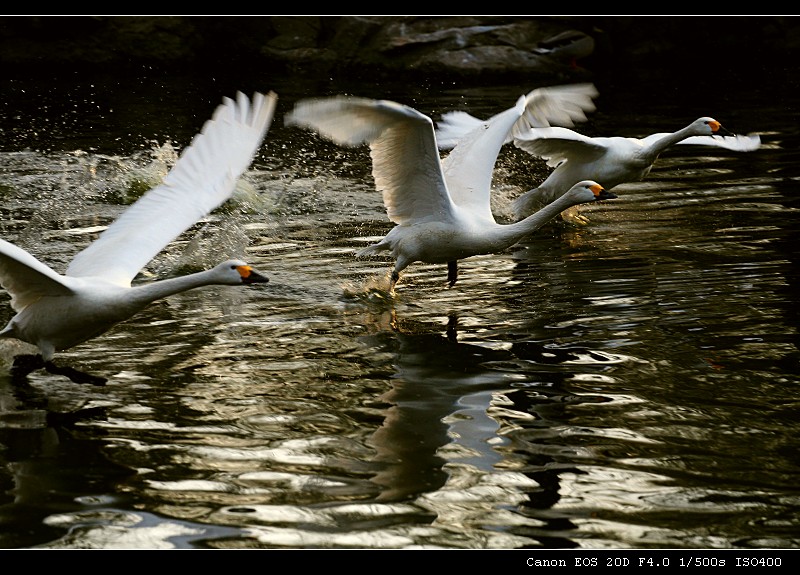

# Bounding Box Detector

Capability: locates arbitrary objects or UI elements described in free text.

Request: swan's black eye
[230,265,237,270]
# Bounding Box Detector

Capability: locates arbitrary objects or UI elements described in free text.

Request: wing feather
[287,96,454,225]
[66,91,277,285]
[513,127,610,167]
[642,132,762,151]
[440,84,598,215]
[435,83,598,150]
[0,239,73,312]
[441,97,527,217]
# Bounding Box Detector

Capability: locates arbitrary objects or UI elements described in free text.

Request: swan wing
[286,96,455,225]
[442,95,529,216]
[435,111,484,149]
[441,84,599,215]
[513,126,609,167]
[641,132,762,152]
[66,91,277,285]
[514,83,598,135]
[0,239,74,312]
[435,83,598,151]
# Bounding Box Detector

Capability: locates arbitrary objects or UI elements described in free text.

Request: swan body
[286,84,614,291]
[436,113,761,224]
[0,91,276,376]
[358,180,613,280]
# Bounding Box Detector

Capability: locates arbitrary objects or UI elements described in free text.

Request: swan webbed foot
[390,270,400,294]
[44,361,107,386]
[447,261,458,287]
[10,354,46,380]
[10,354,107,386]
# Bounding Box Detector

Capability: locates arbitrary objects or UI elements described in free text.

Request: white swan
[0,91,277,384]
[436,112,761,225]
[285,85,615,292]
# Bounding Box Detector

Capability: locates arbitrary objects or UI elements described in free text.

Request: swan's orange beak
[237,265,269,284]
[708,120,734,136]
[591,183,617,200]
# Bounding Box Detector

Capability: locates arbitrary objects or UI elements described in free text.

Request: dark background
[1,16,796,85]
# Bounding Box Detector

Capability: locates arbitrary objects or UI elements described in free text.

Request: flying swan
[0,91,276,384]
[436,110,761,225]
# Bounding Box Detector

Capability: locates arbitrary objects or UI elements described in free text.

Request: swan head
[566,180,617,203]
[213,259,269,285]
[693,117,734,137]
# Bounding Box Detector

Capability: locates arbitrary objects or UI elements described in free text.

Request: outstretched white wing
[441,95,528,218]
[286,96,455,226]
[513,126,610,167]
[435,111,485,149]
[66,91,277,285]
[516,83,598,134]
[435,83,598,150]
[641,132,762,151]
[441,84,599,216]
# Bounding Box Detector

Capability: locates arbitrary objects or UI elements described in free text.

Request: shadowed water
[0,68,798,550]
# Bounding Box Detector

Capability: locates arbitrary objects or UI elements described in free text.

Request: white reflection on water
[40,509,228,549]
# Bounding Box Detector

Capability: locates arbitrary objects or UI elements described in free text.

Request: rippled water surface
[0,66,799,550]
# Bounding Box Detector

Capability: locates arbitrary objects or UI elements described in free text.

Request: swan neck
[646,126,694,155]
[131,269,217,304]
[506,194,577,239]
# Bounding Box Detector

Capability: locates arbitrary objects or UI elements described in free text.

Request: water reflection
[0,376,122,548]
[365,313,509,502]
[355,307,638,548]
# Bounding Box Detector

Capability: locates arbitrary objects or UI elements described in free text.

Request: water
[0,64,799,551]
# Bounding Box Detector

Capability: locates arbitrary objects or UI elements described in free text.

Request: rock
[0,16,596,81]
[0,16,797,85]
